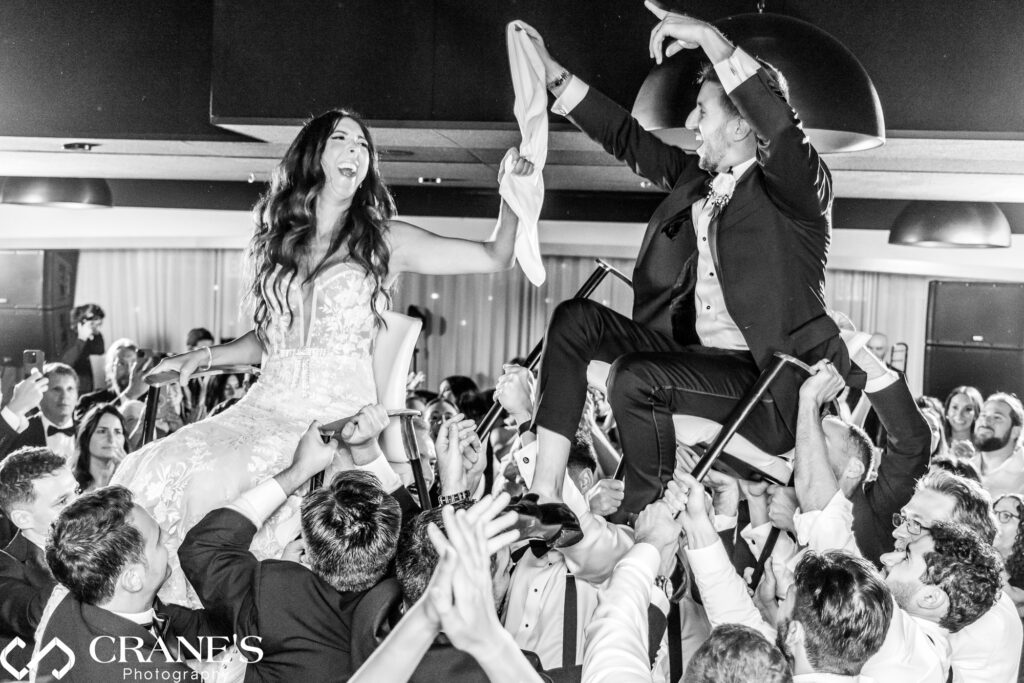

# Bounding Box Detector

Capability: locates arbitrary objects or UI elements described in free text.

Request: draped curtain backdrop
[76,250,930,395]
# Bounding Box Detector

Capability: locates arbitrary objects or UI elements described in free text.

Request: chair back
[372,311,422,468]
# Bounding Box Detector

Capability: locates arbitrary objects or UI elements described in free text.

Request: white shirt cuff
[714,514,738,532]
[226,478,288,527]
[713,47,761,94]
[864,367,899,394]
[355,454,403,494]
[1,407,28,433]
[551,75,589,117]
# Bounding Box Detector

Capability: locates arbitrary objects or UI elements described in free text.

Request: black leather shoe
[504,494,583,550]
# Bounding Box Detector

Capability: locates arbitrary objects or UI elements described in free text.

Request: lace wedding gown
[112,263,379,608]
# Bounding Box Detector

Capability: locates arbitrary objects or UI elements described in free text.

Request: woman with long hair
[75,403,130,493]
[993,494,1024,618]
[113,109,533,607]
[944,385,984,444]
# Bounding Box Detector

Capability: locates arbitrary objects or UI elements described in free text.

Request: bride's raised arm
[388,147,534,276]
[147,329,265,387]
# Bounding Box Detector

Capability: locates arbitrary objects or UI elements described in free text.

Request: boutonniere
[705,172,736,218]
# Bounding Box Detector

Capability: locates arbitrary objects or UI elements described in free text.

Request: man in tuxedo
[36,485,227,682]
[178,406,412,681]
[0,363,79,462]
[0,448,78,673]
[520,14,860,518]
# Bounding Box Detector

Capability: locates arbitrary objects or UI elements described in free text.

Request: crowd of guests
[1,310,1023,682]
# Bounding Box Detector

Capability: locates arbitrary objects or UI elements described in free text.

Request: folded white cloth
[503,20,548,286]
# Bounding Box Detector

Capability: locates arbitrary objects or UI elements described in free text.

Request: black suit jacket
[179,507,370,682]
[35,592,223,682]
[568,70,861,434]
[0,415,46,459]
[0,532,55,672]
[851,377,932,565]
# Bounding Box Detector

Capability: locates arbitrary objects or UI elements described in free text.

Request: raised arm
[795,360,848,512]
[389,150,532,276]
[650,12,831,222]
[146,329,265,387]
[518,23,695,192]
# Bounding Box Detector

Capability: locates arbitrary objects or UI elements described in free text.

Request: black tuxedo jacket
[179,507,368,682]
[35,592,223,682]
[0,415,46,459]
[568,70,862,434]
[850,377,932,565]
[0,532,56,672]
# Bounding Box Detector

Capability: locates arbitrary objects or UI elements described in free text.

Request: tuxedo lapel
[637,174,707,266]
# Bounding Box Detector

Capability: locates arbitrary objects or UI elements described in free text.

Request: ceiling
[2,126,1023,202]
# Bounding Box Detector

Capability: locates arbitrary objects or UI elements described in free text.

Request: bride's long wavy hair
[245,109,395,342]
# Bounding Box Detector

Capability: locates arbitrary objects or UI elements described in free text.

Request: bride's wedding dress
[113,263,379,608]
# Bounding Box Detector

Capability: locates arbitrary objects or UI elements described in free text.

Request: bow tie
[47,425,75,437]
[510,539,551,563]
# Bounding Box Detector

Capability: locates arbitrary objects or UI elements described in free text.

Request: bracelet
[439,490,470,506]
[547,69,570,91]
[199,346,213,372]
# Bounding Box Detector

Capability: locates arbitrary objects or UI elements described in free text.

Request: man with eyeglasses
[893,469,1022,682]
[970,393,1024,498]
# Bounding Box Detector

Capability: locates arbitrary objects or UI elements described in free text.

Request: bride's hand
[147,350,206,387]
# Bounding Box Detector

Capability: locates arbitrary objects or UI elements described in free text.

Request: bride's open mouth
[338,161,358,178]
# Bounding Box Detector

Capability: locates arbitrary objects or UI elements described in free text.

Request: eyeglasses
[996,510,1021,524]
[892,512,931,536]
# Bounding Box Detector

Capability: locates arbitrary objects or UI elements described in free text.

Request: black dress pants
[534,299,793,517]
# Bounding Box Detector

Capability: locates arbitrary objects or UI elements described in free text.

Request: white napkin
[503,20,548,286]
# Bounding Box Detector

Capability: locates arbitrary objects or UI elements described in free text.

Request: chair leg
[400,415,433,510]
[141,386,162,446]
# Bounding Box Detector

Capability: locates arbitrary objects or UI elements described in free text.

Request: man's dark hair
[301,470,401,592]
[0,448,67,515]
[698,57,790,120]
[42,362,79,385]
[46,485,145,605]
[567,432,598,480]
[396,505,448,605]
[685,623,791,683]
[916,469,997,543]
[791,550,892,675]
[185,327,214,349]
[987,393,1024,446]
[71,303,105,325]
[840,420,875,481]
[923,521,1003,633]
[930,457,981,483]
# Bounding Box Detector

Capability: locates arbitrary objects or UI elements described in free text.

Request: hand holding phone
[22,349,45,377]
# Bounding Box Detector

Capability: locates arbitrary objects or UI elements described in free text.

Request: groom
[521,13,862,518]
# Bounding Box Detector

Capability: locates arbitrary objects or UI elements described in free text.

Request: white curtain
[74,250,933,395]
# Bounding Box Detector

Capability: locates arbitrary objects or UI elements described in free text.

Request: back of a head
[916,469,997,543]
[792,550,892,675]
[0,447,66,516]
[46,485,144,605]
[395,505,448,605]
[685,623,791,683]
[186,327,214,349]
[71,303,105,325]
[924,521,1003,633]
[301,470,401,593]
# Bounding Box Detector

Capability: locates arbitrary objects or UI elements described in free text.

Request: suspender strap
[667,600,683,683]
[562,574,578,669]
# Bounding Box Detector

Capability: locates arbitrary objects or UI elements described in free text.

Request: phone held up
[22,349,45,377]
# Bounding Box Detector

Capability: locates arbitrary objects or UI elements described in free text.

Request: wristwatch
[438,490,470,506]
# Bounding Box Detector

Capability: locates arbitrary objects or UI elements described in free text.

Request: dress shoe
[504,493,583,550]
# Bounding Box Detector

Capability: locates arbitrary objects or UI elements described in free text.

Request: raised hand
[289,421,337,482]
[6,369,48,417]
[339,404,389,446]
[798,359,846,409]
[767,484,798,534]
[587,478,625,517]
[494,364,535,423]
[497,148,536,185]
[147,350,205,387]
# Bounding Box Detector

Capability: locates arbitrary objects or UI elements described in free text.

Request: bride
[112,109,534,607]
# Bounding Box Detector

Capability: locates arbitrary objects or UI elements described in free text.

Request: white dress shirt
[502,441,637,669]
[1,406,27,432]
[947,590,1022,683]
[39,415,77,462]
[971,446,1024,499]
[581,543,661,683]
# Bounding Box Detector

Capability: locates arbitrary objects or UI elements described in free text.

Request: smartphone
[22,349,45,376]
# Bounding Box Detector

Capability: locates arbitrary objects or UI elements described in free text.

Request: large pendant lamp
[632,4,885,154]
[889,201,1012,248]
[0,177,113,208]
